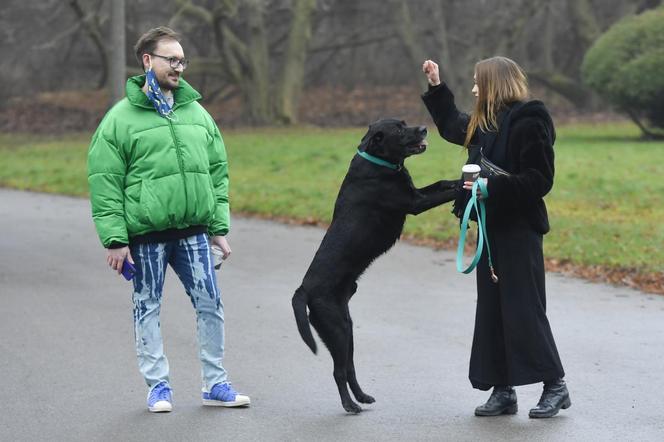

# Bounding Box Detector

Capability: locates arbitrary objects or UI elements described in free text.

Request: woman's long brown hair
[463,56,529,148]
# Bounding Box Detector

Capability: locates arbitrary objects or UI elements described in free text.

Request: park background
[1,0,663,294]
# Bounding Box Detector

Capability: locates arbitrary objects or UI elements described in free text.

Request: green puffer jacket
[88,75,230,248]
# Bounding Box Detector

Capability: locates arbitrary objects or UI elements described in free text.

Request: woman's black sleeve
[421,83,470,146]
[487,117,555,208]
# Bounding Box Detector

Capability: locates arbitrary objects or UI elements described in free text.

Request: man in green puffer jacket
[88,26,250,413]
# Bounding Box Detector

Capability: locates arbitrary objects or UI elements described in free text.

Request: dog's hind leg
[341,282,375,405]
[346,310,375,404]
[332,322,363,413]
[310,301,362,413]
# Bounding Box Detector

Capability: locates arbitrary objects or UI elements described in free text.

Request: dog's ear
[358,128,372,150]
[359,127,384,151]
[362,131,384,154]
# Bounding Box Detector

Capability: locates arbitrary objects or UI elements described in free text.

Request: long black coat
[422,84,565,389]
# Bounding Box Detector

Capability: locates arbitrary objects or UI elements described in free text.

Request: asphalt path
[1,189,663,441]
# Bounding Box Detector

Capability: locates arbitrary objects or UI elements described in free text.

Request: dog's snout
[418,126,427,137]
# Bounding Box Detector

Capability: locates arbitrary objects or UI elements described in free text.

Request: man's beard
[158,72,179,91]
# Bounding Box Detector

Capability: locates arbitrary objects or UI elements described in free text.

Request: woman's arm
[420,60,469,146]
[421,85,470,146]
[487,117,555,208]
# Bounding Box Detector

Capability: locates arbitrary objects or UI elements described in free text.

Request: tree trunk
[625,108,664,140]
[528,70,593,108]
[565,0,600,74]
[109,0,126,106]
[68,0,108,89]
[432,0,464,95]
[542,3,555,72]
[274,0,316,124]
[210,1,272,124]
[568,0,601,45]
[242,0,271,124]
[393,0,427,90]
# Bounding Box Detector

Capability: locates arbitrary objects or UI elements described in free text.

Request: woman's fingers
[425,60,436,72]
[422,60,441,86]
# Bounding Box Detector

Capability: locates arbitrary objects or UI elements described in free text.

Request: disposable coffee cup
[211,245,224,270]
[462,164,481,182]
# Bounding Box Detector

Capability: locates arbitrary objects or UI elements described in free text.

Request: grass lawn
[1,122,663,277]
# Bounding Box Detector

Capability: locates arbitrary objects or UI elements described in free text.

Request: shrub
[582,6,664,138]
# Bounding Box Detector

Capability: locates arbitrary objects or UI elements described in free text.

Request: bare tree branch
[68,0,108,88]
[33,23,83,50]
[170,0,213,27]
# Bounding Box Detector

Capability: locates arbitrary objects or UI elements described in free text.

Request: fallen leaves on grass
[238,210,664,296]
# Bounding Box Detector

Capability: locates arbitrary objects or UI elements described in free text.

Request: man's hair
[134,26,181,70]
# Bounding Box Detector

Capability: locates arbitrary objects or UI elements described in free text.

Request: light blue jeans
[130,234,227,391]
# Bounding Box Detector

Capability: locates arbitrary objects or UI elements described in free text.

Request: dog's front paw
[439,179,458,189]
[343,400,362,414]
[356,393,375,404]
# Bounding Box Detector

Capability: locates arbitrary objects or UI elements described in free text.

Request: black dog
[292,119,459,413]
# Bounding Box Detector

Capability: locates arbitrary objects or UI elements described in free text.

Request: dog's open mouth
[408,139,428,155]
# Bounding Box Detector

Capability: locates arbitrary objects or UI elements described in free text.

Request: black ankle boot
[529,379,571,418]
[474,386,518,416]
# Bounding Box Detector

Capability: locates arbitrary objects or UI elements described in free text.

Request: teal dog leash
[456,179,499,283]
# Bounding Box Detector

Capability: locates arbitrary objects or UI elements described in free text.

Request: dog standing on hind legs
[292,119,460,413]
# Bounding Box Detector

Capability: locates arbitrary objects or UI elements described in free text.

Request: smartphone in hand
[121,260,136,281]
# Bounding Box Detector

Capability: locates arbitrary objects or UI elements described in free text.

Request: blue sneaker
[147,381,172,413]
[202,382,250,407]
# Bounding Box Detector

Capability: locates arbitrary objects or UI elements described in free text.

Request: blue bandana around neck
[145,68,175,119]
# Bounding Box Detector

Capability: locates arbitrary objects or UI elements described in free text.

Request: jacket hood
[125,75,202,109]
[510,100,556,144]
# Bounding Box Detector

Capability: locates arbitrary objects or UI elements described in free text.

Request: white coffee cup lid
[462,164,481,173]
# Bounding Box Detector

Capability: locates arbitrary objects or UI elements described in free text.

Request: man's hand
[422,59,441,86]
[107,246,133,274]
[211,235,231,260]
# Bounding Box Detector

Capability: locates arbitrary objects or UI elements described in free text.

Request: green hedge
[582,6,664,131]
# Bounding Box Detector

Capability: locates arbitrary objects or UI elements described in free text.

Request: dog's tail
[292,286,317,354]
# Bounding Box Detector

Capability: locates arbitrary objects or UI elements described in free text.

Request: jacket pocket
[183,172,216,225]
[139,174,187,229]
[124,181,144,235]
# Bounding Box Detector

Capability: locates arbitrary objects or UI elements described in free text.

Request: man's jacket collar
[125,75,202,110]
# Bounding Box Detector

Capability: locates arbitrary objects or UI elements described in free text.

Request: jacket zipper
[168,117,188,221]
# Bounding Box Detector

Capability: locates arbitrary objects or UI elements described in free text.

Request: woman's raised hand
[422,60,441,86]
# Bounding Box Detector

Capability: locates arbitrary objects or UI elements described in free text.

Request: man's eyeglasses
[151,53,189,70]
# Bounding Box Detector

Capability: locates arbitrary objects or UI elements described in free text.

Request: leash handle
[456,180,498,283]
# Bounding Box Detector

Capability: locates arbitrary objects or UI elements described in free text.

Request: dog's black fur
[292,119,459,413]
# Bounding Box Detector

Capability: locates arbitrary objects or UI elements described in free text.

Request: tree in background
[582,6,664,138]
[109,0,126,106]
[171,0,317,124]
[4,0,662,126]
[468,0,661,110]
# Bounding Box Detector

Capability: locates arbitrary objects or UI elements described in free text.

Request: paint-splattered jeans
[130,234,227,391]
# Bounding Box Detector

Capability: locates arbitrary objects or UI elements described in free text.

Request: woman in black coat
[421,56,570,418]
